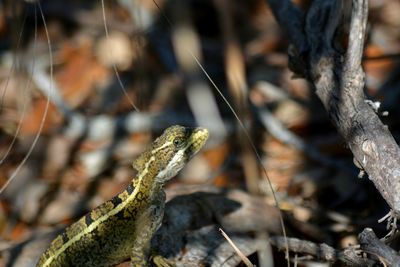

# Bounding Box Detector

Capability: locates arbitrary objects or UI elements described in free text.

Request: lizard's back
[37,183,150,267]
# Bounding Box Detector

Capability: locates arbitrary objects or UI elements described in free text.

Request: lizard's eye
[173,138,184,148]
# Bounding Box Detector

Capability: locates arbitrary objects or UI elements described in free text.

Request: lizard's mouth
[185,127,209,159]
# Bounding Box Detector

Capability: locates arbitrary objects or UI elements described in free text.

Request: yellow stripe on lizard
[36,126,209,267]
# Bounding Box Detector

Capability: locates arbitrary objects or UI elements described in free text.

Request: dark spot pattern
[111,195,123,206]
[85,213,93,227]
[126,183,134,194]
[61,232,69,245]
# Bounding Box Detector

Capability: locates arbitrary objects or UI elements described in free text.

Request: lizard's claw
[152,255,175,267]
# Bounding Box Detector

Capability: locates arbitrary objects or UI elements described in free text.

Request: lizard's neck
[132,157,164,201]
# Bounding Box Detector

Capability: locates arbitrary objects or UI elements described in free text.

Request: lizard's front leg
[130,203,162,266]
[131,194,173,267]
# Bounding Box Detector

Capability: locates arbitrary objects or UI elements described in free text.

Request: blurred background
[0,0,400,266]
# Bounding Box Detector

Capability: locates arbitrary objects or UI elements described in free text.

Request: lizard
[36,125,209,267]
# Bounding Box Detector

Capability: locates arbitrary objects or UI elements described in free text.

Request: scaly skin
[36,125,209,267]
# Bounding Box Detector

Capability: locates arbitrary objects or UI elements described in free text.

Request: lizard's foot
[130,258,147,267]
[152,255,175,267]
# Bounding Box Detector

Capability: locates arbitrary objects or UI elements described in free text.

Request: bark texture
[267,0,400,213]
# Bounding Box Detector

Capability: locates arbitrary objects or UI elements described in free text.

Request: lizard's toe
[152,255,175,267]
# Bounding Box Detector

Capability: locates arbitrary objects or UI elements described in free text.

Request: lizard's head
[133,125,209,183]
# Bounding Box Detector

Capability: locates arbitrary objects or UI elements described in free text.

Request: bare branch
[270,235,373,266]
[345,0,368,71]
[358,228,400,267]
[266,0,400,215]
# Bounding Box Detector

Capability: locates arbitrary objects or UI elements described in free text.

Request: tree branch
[266,0,400,216]
[270,235,373,266]
[358,228,400,267]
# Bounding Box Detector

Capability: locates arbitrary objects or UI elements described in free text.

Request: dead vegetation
[1,0,400,266]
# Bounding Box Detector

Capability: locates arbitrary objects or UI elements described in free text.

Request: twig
[219,228,255,267]
[358,228,400,267]
[270,235,373,266]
